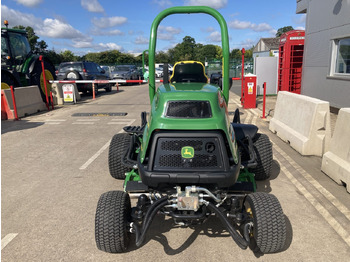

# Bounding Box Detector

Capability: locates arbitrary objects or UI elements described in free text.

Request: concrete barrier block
[52,83,81,104]
[269,91,331,156]
[51,83,64,105]
[2,86,47,118]
[321,108,350,193]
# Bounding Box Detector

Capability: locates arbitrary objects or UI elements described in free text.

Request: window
[8,32,31,60]
[334,38,350,75]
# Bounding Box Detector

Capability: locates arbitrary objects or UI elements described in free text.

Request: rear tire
[108,133,132,179]
[1,72,17,89]
[245,192,286,253]
[95,191,131,253]
[249,133,273,180]
[30,60,56,102]
[105,84,112,92]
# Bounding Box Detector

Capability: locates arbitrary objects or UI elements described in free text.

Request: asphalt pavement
[1,83,350,261]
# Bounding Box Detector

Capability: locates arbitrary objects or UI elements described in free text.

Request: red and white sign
[62,84,75,103]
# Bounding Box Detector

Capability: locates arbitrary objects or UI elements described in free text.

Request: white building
[296,0,350,108]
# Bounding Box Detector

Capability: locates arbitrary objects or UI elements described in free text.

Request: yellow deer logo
[181,146,194,158]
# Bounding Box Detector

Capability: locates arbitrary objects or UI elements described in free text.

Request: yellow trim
[40,69,54,94]
[169,61,208,83]
[1,82,11,90]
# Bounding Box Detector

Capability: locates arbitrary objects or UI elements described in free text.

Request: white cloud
[201,26,215,33]
[184,0,227,9]
[14,0,43,7]
[295,26,305,30]
[97,43,123,51]
[240,39,256,49]
[157,25,181,40]
[134,36,149,45]
[153,0,173,8]
[37,18,89,40]
[207,31,221,42]
[1,5,87,40]
[91,16,127,29]
[90,28,124,36]
[71,40,123,51]
[81,0,104,13]
[228,19,275,33]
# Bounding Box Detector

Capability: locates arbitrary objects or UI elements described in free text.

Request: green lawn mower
[95,6,287,254]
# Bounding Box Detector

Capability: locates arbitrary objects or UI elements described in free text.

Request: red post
[50,91,54,110]
[241,48,245,105]
[10,85,19,120]
[261,82,267,119]
[92,83,96,100]
[39,55,50,110]
[116,83,119,92]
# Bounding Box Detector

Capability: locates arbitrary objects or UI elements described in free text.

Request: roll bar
[148,6,230,103]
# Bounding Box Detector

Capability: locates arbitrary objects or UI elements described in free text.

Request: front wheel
[248,133,273,180]
[108,133,132,179]
[95,191,131,253]
[244,192,286,253]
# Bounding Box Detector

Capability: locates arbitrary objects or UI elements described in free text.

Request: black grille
[153,136,224,171]
[166,101,211,118]
[161,140,203,151]
[159,154,218,168]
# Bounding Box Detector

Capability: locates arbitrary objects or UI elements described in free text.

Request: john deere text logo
[181,146,194,158]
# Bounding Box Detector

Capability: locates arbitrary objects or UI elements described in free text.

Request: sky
[1,0,306,56]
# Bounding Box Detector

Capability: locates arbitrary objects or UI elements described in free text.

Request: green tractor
[95,6,287,254]
[1,20,56,100]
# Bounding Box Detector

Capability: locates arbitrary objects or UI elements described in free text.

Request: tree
[13,25,48,53]
[155,51,170,63]
[61,50,76,62]
[230,49,241,60]
[169,36,197,62]
[276,26,294,37]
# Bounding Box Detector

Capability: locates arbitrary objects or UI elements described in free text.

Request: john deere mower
[95,6,287,254]
[1,20,56,101]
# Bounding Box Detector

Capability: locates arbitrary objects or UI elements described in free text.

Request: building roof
[253,37,280,53]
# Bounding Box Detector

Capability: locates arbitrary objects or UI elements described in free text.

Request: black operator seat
[170,61,208,83]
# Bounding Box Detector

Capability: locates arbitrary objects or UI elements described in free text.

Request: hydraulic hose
[142,196,168,230]
[133,196,168,247]
[207,202,249,250]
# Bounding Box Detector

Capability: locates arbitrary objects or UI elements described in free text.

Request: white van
[155,63,173,72]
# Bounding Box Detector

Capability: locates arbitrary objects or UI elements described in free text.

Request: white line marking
[252,115,257,125]
[279,161,350,247]
[45,122,61,125]
[76,119,101,122]
[45,119,66,122]
[79,140,111,170]
[249,108,259,116]
[272,142,350,221]
[108,122,133,125]
[243,112,252,124]
[73,122,95,125]
[1,233,18,250]
[110,119,136,121]
[79,119,135,170]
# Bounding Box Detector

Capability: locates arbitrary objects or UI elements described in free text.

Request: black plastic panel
[165,101,212,118]
[153,137,222,171]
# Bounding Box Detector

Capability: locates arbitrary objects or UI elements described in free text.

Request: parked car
[101,65,112,78]
[155,68,163,78]
[57,61,111,94]
[110,65,142,81]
